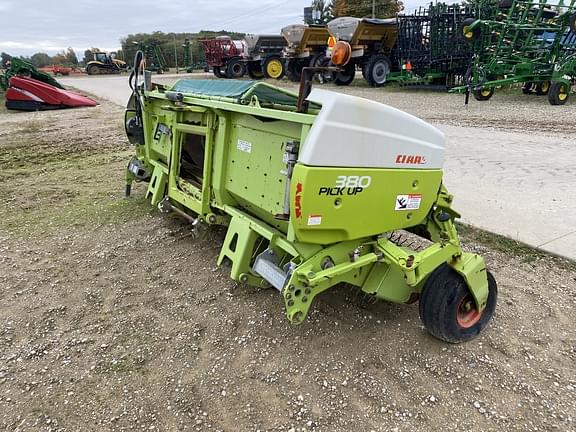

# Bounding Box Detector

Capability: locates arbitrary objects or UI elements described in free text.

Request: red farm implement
[201,37,246,78]
[38,65,74,76]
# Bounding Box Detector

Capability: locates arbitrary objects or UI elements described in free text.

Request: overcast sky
[0,0,431,57]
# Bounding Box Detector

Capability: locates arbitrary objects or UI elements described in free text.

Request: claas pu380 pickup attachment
[124,51,497,343]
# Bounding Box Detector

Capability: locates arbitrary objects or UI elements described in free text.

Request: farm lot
[0,94,575,432]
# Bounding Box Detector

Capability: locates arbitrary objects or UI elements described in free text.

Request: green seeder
[124,55,497,343]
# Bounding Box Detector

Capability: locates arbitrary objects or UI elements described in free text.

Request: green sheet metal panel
[224,112,303,231]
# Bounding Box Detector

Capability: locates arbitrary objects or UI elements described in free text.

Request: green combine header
[124,53,497,343]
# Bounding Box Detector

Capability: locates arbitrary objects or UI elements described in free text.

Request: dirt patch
[0,98,575,432]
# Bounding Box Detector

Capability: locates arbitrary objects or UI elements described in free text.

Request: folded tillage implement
[458,0,576,104]
[124,53,497,343]
[394,3,475,88]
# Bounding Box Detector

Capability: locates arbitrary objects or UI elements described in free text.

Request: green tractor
[124,53,497,343]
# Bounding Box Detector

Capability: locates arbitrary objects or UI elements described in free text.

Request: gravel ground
[0,96,575,432]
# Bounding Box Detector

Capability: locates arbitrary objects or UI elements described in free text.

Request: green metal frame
[452,0,576,102]
[126,79,489,325]
[0,58,65,91]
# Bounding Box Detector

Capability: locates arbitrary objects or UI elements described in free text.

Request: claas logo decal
[395,154,427,165]
[319,175,371,196]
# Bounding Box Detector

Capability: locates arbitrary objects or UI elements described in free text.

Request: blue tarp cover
[171,79,255,98]
[169,79,320,110]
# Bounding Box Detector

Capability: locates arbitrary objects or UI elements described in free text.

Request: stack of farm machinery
[200,3,477,88]
[197,1,574,103]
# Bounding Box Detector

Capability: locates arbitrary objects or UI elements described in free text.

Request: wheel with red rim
[419,264,497,343]
[457,294,482,328]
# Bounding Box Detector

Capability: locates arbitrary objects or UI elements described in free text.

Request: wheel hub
[267,60,282,79]
[373,63,389,84]
[457,295,482,328]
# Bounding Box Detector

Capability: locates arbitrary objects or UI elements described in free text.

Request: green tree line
[1,48,80,69]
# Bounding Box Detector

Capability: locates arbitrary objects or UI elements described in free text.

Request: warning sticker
[395,194,422,211]
[237,139,252,153]
[307,214,322,226]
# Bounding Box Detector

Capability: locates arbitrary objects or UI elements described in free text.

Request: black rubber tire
[365,55,391,87]
[263,55,285,80]
[522,82,535,94]
[548,82,570,105]
[535,80,550,96]
[226,58,246,79]
[213,67,224,78]
[86,64,99,75]
[286,59,305,82]
[570,14,576,33]
[314,56,333,83]
[361,63,369,81]
[246,61,264,79]
[460,18,481,43]
[333,61,356,86]
[473,87,495,101]
[419,264,498,343]
[308,53,325,68]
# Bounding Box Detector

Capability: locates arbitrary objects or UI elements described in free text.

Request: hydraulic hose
[125,50,145,198]
[129,50,144,94]
[128,50,145,125]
